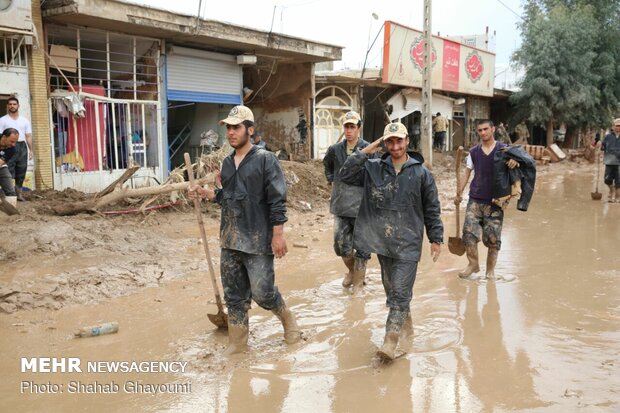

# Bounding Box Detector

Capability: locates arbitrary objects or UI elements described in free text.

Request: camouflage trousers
[462,200,504,250]
[333,216,370,259]
[220,248,284,325]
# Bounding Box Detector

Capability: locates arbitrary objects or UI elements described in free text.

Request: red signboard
[382,21,495,96]
[442,40,460,92]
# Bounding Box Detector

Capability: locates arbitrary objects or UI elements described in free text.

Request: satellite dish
[0,0,13,12]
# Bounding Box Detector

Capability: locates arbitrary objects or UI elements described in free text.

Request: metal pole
[77,29,82,90]
[421,0,433,168]
[133,37,137,101]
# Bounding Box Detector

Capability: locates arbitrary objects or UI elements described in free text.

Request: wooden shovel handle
[455,146,464,237]
[184,153,225,312]
[596,146,601,191]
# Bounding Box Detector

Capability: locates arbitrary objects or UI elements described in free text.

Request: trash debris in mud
[297,201,312,211]
[563,389,583,398]
[74,321,119,338]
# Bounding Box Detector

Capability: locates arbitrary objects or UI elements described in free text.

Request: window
[0,34,27,68]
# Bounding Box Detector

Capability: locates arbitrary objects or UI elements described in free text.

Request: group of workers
[187,105,537,362]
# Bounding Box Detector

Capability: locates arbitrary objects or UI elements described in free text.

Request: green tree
[511,1,620,145]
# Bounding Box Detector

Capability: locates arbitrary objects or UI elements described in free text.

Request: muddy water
[2,165,619,412]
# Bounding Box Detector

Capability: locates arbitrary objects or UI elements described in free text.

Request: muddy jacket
[340,150,443,261]
[214,146,287,255]
[323,139,371,217]
[602,132,620,165]
[492,145,536,211]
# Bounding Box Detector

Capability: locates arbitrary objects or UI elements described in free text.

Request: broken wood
[51,175,214,216]
[95,166,139,199]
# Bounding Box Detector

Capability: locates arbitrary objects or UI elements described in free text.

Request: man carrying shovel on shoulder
[188,105,301,355]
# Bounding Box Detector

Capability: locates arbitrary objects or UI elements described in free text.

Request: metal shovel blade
[207,311,229,330]
[448,236,466,256]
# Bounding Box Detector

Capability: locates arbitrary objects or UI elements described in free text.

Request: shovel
[591,146,602,200]
[184,153,228,329]
[0,192,20,216]
[448,146,466,256]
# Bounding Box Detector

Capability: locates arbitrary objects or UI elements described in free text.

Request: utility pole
[421,0,433,168]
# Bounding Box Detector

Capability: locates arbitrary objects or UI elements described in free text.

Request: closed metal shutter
[167,46,242,104]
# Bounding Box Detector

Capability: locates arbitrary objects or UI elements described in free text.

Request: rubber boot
[273,304,302,344]
[224,322,249,355]
[485,247,499,280]
[376,309,407,362]
[608,185,615,203]
[15,187,25,202]
[615,188,620,203]
[351,257,367,294]
[376,331,400,362]
[459,244,480,279]
[341,256,355,287]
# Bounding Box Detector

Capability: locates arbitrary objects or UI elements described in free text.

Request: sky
[127,0,525,87]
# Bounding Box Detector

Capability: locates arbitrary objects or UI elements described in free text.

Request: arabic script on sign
[410,37,437,73]
[465,51,484,82]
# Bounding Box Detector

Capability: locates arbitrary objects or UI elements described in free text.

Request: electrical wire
[245,59,278,104]
[495,0,525,21]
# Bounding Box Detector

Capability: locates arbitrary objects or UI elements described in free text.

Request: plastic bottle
[74,321,119,338]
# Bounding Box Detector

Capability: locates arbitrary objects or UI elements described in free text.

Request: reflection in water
[330,299,413,412]
[458,281,543,411]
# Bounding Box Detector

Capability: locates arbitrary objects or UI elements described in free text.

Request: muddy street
[1,161,619,412]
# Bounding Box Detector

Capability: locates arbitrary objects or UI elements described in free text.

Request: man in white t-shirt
[0,96,33,201]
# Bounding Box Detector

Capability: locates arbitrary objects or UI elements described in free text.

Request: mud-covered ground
[2,153,619,412]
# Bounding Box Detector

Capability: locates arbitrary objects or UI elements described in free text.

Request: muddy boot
[485,247,499,280]
[273,304,302,344]
[459,244,480,279]
[608,185,615,203]
[376,309,407,362]
[351,257,367,294]
[376,331,400,362]
[224,318,249,355]
[15,187,25,202]
[341,256,355,287]
[615,188,620,203]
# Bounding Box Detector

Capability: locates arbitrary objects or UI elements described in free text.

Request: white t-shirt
[0,115,32,143]
[466,154,473,169]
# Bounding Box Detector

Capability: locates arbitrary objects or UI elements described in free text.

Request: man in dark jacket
[340,122,443,362]
[323,111,371,291]
[454,120,521,281]
[188,105,301,354]
[0,128,18,197]
[601,118,620,202]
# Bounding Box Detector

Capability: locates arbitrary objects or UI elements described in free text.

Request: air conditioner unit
[0,0,33,33]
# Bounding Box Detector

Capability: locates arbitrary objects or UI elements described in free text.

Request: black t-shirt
[0,146,15,163]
